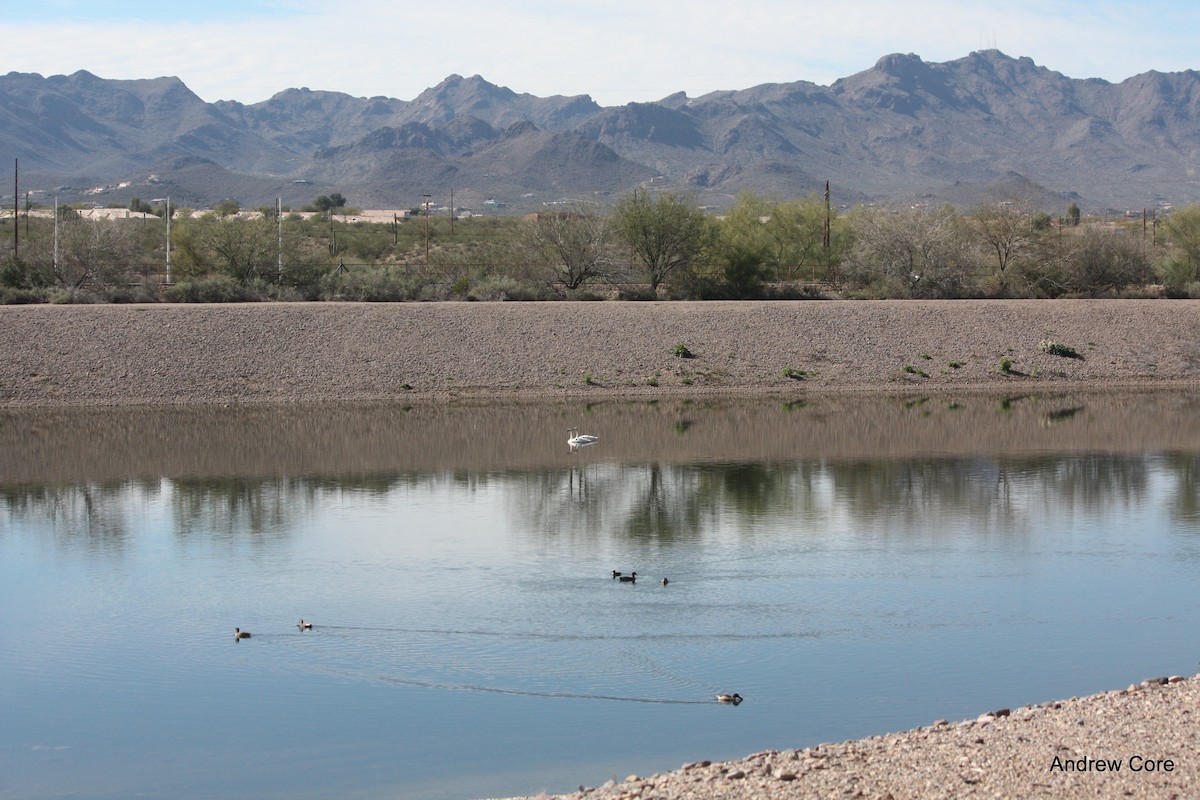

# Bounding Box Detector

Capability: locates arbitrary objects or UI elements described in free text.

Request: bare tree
[1062,227,1153,295]
[843,204,976,297]
[516,206,614,292]
[972,196,1048,275]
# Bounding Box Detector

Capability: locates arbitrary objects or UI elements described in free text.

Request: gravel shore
[514,675,1198,800]
[1,299,1199,407]
[3,299,1197,800]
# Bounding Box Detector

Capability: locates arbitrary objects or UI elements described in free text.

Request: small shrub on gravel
[1039,339,1083,359]
[783,367,807,380]
[673,343,694,359]
[999,356,1014,374]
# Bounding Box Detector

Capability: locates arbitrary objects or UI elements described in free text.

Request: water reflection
[4,392,1200,800]
[4,448,1196,546]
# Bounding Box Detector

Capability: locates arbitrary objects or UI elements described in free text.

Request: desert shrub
[0,286,47,304]
[163,274,261,303]
[1061,228,1153,295]
[467,275,546,301]
[318,266,431,302]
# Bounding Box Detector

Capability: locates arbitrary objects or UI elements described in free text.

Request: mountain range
[4,49,1200,214]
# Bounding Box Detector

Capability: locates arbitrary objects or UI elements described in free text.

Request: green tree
[611,189,710,293]
[213,199,241,217]
[172,215,276,283]
[1066,201,1081,227]
[311,194,348,213]
[1161,205,1200,295]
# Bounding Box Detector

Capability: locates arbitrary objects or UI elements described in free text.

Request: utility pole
[13,159,18,258]
[422,193,431,260]
[823,180,831,254]
[165,196,172,283]
[276,196,283,281]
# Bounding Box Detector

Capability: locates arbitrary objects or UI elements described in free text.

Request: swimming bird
[716,693,743,705]
[567,428,599,448]
[234,628,251,640]
[612,570,622,579]
[619,571,637,583]
[298,619,313,630]
[661,577,669,586]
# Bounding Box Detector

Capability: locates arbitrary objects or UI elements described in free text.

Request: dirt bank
[1,299,1199,407]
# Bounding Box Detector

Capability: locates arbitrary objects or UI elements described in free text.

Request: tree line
[2,189,1198,304]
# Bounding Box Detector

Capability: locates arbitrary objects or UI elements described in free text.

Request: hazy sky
[8,0,1199,105]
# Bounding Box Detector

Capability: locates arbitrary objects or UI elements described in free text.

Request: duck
[612,570,622,579]
[298,619,313,630]
[619,571,637,583]
[661,577,669,586]
[716,693,743,705]
[234,628,252,640]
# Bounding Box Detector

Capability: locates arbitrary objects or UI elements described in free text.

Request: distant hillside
[4,51,1200,213]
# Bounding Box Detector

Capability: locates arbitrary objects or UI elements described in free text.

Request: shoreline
[1,299,1198,408]
[510,674,1198,800]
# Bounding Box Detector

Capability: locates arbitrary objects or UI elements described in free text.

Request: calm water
[3,394,1200,800]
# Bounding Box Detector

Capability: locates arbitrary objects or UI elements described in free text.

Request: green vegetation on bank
[1,190,1197,303]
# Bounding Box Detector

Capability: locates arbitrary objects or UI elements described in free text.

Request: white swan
[567,427,599,448]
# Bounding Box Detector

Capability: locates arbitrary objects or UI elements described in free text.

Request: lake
[3,392,1199,799]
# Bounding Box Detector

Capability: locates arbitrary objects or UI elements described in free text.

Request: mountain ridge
[3,50,1199,213]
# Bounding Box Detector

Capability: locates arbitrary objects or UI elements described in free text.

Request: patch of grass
[681,377,694,386]
[920,353,933,360]
[947,361,964,369]
[783,367,808,380]
[582,369,597,385]
[903,364,929,378]
[646,375,659,387]
[399,383,413,390]
[672,342,695,359]
[1039,339,1083,359]
[999,356,1014,374]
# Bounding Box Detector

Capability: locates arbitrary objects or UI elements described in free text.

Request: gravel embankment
[1,299,1199,407]
[516,676,1197,800]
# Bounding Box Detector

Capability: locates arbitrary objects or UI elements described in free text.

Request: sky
[7,0,1200,106]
